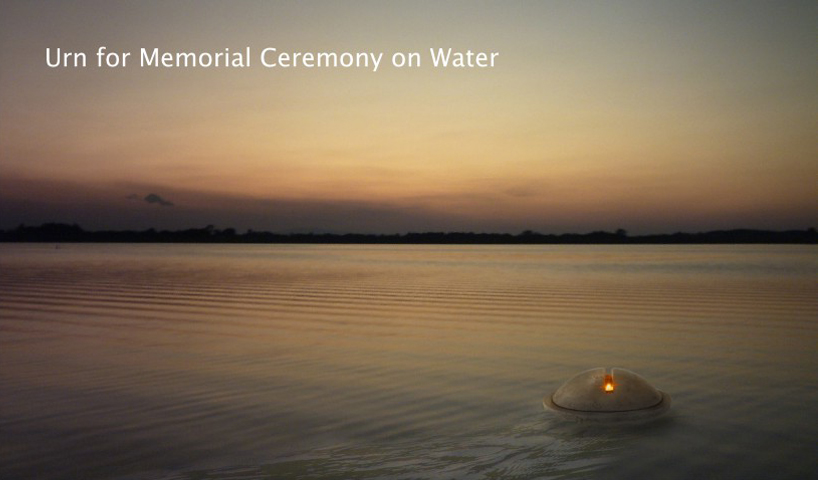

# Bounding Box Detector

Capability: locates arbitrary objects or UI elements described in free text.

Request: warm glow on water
[0,244,816,479]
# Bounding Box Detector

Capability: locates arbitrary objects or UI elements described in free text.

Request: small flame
[604,374,615,393]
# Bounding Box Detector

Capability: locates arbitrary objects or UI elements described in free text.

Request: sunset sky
[1,1,816,234]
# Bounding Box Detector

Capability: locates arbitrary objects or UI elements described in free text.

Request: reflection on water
[1,244,816,479]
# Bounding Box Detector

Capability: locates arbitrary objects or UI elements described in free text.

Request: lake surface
[1,244,816,479]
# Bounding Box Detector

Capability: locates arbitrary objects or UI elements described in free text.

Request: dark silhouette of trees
[1,223,815,244]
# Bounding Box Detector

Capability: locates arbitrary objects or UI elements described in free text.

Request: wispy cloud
[129,193,175,207]
[144,193,174,207]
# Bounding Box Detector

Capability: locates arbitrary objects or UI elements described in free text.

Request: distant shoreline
[1,223,816,244]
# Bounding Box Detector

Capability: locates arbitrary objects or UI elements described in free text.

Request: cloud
[128,192,174,206]
[143,193,174,207]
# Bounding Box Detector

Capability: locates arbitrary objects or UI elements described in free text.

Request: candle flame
[604,374,615,393]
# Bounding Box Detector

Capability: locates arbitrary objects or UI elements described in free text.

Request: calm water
[1,244,816,479]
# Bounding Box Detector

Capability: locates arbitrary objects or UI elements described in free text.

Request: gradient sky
[1,0,816,234]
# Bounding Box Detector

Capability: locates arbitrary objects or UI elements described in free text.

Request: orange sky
[1,1,816,233]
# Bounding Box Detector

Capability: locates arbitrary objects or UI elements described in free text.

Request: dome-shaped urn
[544,368,671,421]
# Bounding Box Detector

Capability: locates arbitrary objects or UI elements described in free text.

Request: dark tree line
[1,223,816,244]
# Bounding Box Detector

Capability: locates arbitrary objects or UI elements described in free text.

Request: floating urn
[544,368,671,421]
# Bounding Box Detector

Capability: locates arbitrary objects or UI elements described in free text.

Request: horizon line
[2,223,816,245]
